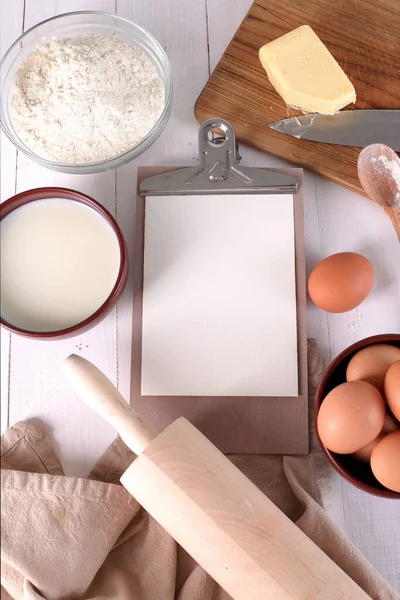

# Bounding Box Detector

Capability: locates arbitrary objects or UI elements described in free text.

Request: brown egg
[308,252,374,313]
[383,408,400,432]
[317,381,385,454]
[351,409,399,463]
[384,360,400,421]
[370,430,400,493]
[351,434,384,463]
[346,344,400,394]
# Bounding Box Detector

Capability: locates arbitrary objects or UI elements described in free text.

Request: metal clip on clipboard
[140,119,298,196]
[134,117,307,456]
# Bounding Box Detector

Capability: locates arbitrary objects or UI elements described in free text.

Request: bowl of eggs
[315,334,400,498]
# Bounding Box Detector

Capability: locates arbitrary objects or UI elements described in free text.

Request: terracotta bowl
[315,333,400,499]
[0,187,128,340]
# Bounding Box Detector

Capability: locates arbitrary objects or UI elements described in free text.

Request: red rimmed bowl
[0,187,128,339]
[315,334,400,499]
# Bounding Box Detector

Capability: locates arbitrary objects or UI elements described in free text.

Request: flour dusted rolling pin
[63,354,370,600]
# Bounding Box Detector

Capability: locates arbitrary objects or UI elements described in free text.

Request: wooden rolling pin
[63,354,370,600]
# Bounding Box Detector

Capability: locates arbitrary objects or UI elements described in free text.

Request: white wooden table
[1,0,399,593]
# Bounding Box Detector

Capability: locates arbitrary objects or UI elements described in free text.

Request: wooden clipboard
[130,120,308,454]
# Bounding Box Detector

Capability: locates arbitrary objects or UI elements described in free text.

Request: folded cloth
[1,340,398,600]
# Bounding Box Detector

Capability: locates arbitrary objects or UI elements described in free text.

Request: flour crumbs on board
[10,34,165,164]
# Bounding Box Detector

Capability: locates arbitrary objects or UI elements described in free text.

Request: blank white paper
[141,194,298,397]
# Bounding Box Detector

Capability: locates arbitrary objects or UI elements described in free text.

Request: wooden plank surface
[2,0,118,477]
[0,0,399,591]
[0,0,24,435]
[195,0,400,197]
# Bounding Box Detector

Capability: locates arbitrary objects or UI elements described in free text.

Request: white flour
[370,155,400,205]
[348,308,364,332]
[10,34,165,164]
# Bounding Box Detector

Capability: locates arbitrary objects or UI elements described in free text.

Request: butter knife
[268,110,400,151]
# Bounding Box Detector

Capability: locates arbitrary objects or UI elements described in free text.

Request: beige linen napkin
[1,340,398,600]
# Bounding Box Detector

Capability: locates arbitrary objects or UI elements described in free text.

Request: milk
[0,198,121,332]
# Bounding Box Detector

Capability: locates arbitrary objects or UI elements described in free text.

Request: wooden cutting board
[195,0,400,197]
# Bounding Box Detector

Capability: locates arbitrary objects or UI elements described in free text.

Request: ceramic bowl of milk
[0,188,128,339]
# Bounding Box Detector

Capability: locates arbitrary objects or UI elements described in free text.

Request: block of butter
[259,25,356,115]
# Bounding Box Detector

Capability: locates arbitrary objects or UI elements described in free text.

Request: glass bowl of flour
[0,11,173,173]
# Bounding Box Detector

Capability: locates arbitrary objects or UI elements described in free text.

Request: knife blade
[268,110,400,151]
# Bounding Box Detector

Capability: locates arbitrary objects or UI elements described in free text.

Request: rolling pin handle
[62,354,158,455]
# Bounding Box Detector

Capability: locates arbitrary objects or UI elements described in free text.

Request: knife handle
[62,354,158,455]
